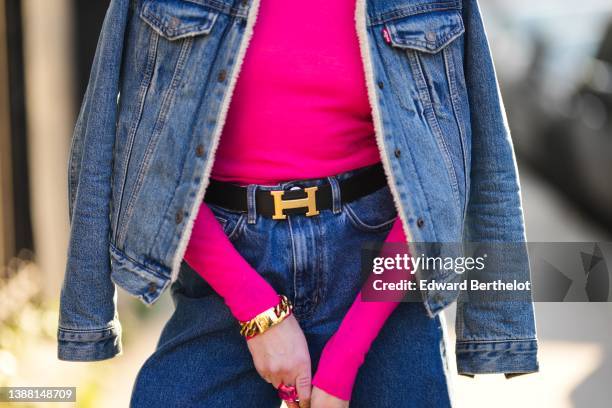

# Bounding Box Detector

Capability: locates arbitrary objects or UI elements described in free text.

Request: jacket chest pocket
[140,0,220,40]
[382,7,469,215]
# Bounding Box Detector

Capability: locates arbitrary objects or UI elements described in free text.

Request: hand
[247,314,312,407]
[311,386,349,408]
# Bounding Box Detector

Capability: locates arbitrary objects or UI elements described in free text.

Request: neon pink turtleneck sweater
[183,0,410,400]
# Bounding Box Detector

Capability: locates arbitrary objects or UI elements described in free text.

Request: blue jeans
[130,165,452,407]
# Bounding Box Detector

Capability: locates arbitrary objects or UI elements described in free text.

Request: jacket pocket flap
[140,0,219,41]
[385,9,465,53]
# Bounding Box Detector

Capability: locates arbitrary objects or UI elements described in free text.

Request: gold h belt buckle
[270,186,320,220]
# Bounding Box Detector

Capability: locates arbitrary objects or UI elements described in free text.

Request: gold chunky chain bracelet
[239,295,293,339]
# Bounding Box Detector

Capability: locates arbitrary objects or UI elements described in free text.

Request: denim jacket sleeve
[456,0,539,377]
[57,0,131,361]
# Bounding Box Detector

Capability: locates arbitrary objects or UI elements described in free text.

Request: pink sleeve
[311,217,410,401]
[183,202,280,322]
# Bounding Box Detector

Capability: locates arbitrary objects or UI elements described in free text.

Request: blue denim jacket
[58,0,539,376]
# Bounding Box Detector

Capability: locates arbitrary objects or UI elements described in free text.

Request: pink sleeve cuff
[311,332,361,401]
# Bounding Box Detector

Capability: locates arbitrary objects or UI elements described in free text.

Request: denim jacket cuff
[455,339,539,377]
[57,323,122,361]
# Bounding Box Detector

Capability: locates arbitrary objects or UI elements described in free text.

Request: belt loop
[247,184,258,224]
[327,176,342,214]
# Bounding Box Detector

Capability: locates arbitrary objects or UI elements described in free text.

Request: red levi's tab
[382,26,391,44]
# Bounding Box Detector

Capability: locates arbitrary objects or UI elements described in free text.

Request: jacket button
[195,144,205,157]
[217,70,227,82]
[417,217,425,228]
[377,81,384,89]
[426,31,437,42]
[394,148,401,158]
[175,210,184,224]
[169,17,181,29]
[147,282,156,294]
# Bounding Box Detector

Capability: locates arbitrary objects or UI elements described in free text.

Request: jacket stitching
[113,29,158,246]
[456,338,538,345]
[141,1,219,40]
[369,1,462,26]
[117,37,193,246]
[388,23,464,54]
[58,326,117,334]
[110,241,169,277]
[443,45,469,221]
[407,49,462,212]
[183,0,249,18]
[67,103,85,222]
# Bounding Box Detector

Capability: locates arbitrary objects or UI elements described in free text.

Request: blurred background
[0,0,611,407]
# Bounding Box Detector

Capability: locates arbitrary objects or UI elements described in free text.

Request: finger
[271,377,283,389]
[270,362,291,389]
[278,376,299,405]
[296,369,312,408]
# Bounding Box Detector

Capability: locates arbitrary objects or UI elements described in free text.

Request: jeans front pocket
[343,185,398,233]
[206,203,246,242]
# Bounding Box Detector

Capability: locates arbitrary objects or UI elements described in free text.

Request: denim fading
[58,0,539,379]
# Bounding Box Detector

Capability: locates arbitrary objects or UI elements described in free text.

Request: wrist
[312,335,364,401]
[231,286,280,323]
[239,294,293,340]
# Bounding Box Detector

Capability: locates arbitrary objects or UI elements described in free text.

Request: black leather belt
[203,163,387,219]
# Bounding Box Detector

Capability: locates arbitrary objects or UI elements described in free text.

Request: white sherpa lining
[170,0,263,283]
[354,0,417,256]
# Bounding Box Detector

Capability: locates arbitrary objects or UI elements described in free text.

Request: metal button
[169,17,180,28]
[175,210,184,224]
[195,144,205,157]
[426,31,437,42]
[147,282,156,294]
[217,70,227,82]
[394,148,401,158]
[377,81,384,90]
[417,217,425,228]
